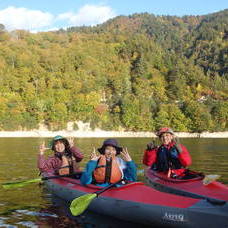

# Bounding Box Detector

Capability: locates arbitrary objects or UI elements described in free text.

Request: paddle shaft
[42,172,81,181]
[69,179,125,216]
[2,172,81,187]
[94,179,124,196]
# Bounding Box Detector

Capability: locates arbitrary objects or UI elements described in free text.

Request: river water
[0,137,227,227]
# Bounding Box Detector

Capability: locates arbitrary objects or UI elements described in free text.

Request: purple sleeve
[37,154,61,173]
[70,146,84,162]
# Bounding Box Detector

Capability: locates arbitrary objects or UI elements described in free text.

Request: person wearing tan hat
[80,139,137,186]
[143,127,192,178]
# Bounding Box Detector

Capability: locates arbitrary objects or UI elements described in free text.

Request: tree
[182,100,213,132]
[154,104,190,131]
[211,101,228,130]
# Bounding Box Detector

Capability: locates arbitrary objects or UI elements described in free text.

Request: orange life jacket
[58,155,79,175]
[93,155,122,184]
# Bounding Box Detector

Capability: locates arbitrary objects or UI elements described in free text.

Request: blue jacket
[80,158,137,186]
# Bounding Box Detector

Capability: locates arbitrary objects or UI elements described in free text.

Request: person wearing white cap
[143,127,192,178]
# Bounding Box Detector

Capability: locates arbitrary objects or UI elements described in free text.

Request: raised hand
[39,141,50,155]
[120,148,132,162]
[147,141,156,150]
[90,147,99,161]
[173,136,181,144]
[68,137,74,148]
[173,137,182,153]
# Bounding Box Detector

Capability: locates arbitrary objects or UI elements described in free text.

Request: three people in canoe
[38,127,191,183]
[143,127,192,178]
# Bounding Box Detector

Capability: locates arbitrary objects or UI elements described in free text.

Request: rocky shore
[0,121,227,138]
[0,130,227,138]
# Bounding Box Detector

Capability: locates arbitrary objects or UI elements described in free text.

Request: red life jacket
[93,155,122,184]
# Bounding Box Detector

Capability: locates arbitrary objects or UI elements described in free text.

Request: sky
[0,0,227,32]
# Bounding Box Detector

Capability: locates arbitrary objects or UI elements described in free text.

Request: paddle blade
[2,177,42,189]
[203,174,220,185]
[70,193,97,216]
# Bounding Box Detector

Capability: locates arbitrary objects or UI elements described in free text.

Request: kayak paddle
[70,179,124,216]
[2,173,80,189]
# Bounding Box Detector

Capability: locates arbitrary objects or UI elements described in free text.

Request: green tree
[182,100,213,132]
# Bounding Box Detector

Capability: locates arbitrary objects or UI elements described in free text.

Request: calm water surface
[0,137,227,227]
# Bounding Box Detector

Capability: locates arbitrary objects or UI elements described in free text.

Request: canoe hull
[44,174,228,227]
[145,168,228,202]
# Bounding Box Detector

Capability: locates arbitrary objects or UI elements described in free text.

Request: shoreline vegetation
[0,11,227,135]
[0,130,227,138]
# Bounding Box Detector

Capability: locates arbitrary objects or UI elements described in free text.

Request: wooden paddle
[2,173,81,189]
[70,179,124,216]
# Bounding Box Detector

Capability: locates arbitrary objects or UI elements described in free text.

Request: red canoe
[43,172,228,227]
[145,168,228,203]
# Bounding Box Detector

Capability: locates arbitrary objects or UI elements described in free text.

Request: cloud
[0,4,116,32]
[30,27,60,34]
[58,4,116,26]
[0,6,54,31]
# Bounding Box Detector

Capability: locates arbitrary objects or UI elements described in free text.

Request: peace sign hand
[68,137,74,148]
[39,141,50,155]
[120,148,132,162]
[90,147,99,161]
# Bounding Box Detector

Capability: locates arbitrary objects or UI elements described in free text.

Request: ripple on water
[16,221,38,227]
[15,209,58,218]
[0,217,17,228]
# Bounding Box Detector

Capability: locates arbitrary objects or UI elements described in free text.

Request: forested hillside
[0,10,227,132]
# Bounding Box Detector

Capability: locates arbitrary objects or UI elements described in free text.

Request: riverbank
[0,130,227,138]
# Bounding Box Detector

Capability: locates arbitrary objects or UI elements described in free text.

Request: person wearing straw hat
[80,138,137,186]
[143,127,192,178]
[38,135,84,175]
